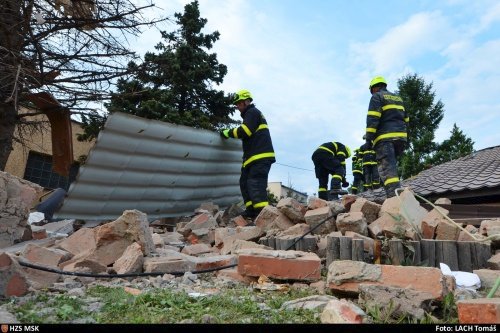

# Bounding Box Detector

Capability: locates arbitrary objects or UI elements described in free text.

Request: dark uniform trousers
[363,164,380,190]
[352,173,363,194]
[375,140,406,198]
[312,151,344,200]
[240,160,273,216]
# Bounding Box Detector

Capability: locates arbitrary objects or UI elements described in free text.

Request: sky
[133,0,500,197]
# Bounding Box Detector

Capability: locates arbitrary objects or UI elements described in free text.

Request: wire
[275,162,313,172]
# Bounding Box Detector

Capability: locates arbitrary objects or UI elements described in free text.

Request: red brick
[327,261,448,300]
[234,215,249,227]
[6,274,29,297]
[320,299,369,323]
[237,248,321,281]
[458,298,500,324]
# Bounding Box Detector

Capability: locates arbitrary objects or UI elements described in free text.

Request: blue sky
[135,0,500,196]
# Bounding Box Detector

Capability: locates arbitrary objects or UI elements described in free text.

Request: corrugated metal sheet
[55,112,243,220]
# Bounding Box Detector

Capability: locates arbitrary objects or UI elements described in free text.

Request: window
[24,151,79,190]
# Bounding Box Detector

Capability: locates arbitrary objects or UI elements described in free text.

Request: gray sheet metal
[55,112,243,220]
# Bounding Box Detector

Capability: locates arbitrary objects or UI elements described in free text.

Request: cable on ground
[17,212,337,278]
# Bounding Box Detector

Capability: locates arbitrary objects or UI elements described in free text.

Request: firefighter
[360,135,380,191]
[220,89,276,219]
[311,141,351,200]
[351,148,364,194]
[363,76,409,198]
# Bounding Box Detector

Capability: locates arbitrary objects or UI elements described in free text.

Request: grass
[5,286,322,324]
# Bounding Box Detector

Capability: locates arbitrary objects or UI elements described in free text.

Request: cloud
[350,11,454,74]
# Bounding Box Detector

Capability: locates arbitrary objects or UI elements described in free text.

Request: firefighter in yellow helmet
[363,76,409,198]
[220,89,275,219]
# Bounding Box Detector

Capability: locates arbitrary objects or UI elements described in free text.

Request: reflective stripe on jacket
[227,104,275,167]
[365,88,409,145]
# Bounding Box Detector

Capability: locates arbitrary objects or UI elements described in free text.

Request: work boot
[240,209,256,219]
[384,183,401,198]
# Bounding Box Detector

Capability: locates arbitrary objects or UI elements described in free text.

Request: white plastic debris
[440,263,481,289]
[28,212,45,225]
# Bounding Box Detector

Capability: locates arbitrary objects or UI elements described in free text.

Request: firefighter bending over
[311,141,351,200]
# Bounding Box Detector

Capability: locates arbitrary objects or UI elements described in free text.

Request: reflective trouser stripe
[351,186,358,190]
[384,177,400,186]
[332,174,343,180]
[253,201,268,209]
[373,132,407,145]
[245,201,252,207]
[318,188,327,192]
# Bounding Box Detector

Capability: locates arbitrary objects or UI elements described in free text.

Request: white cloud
[350,11,454,74]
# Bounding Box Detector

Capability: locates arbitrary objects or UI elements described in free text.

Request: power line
[274,162,354,176]
[275,162,313,172]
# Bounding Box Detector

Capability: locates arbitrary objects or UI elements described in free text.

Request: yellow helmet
[233,89,253,104]
[369,76,387,89]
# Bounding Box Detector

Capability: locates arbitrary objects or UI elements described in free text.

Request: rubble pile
[1,171,500,323]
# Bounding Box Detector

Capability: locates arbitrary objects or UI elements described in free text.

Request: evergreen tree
[396,74,444,178]
[428,123,474,165]
[103,0,235,132]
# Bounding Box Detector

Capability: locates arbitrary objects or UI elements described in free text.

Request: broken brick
[237,248,321,281]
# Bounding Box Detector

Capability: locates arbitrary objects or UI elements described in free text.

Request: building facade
[4,111,94,196]
[267,181,308,204]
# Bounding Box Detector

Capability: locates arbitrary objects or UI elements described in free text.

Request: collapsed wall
[0,171,43,248]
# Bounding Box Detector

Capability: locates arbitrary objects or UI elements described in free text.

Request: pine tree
[103,0,235,133]
[427,123,474,165]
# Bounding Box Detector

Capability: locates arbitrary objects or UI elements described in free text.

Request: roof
[404,145,500,200]
[357,145,500,203]
[55,112,243,220]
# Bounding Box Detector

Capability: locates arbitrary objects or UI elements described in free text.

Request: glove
[342,180,350,188]
[220,129,230,139]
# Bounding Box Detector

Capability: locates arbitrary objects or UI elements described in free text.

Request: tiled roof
[405,145,500,197]
[356,145,500,202]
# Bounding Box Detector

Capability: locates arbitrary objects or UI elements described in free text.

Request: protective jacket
[226,104,275,167]
[365,88,409,145]
[314,141,350,166]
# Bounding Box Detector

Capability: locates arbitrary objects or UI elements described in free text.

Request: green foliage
[12,293,89,323]
[396,73,444,179]
[426,123,474,166]
[85,286,319,324]
[93,0,236,139]
[396,73,474,179]
[267,189,279,205]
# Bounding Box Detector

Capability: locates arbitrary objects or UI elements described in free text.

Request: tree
[396,74,444,178]
[427,123,474,166]
[0,0,166,170]
[104,0,235,132]
[395,73,474,178]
